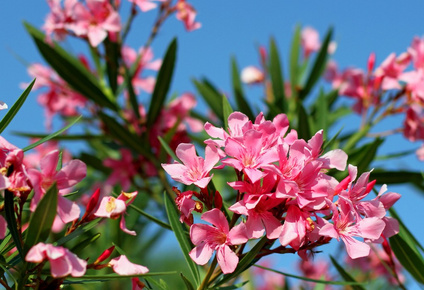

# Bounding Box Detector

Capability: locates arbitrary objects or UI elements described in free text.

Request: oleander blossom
[164,111,400,271]
[189,209,248,274]
[25,243,87,278]
[161,143,220,188]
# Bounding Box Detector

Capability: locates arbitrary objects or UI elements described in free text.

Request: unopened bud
[94,245,115,265]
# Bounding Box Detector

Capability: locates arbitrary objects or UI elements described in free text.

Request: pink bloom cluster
[44,0,121,47]
[26,63,87,127]
[326,35,424,158]
[162,111,400,274]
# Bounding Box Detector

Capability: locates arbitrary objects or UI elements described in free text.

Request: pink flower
[229,195,283,239]
[374,52,411,90]
[319,200,385,259]
[161,143,220,188]
[403,104,424,141]
[241,66,265,84]
[175,0,201,31]
[279,205,315,250]
[0,102,7,110]
[129,0,163,12]
[28,150,86,223]
[26,63,87,128]
[0,215,6,240]
[94,191,138,235]
[121,46,162,94]
[109,255,149,275]
[0,136,31,195]
[189,209,248,274]
[408,36,424,69]
[301,26,321,58]
[103,149,138,191]
[25,243,87,278]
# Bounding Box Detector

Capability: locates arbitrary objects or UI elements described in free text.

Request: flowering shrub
[0,1,423,289]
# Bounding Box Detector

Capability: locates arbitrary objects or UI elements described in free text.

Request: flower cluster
[43,0,200,47]
[163,111,400,274]
[325,35,424,159]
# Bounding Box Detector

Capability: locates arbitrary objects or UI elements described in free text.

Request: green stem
[198,257,218,290]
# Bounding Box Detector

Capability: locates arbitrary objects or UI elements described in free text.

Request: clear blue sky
[1,1,424,287]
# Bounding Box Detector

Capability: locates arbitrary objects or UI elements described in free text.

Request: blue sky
[1,1,424,287]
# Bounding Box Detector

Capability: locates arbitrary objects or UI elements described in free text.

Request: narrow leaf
[389,208,424,252]
[330,256,366,290]
[269,37,287,112]
[164,192,200,286]
[297,103,312,140]
[254,264,368,286]
[146,38,177,128]
[22,116,82,152]
[192,78,223,122]
[124,65,141,120]
[13,132,103,141]
[104,38,120,94]
[289,25,301,98]
[299,27,333,100]
[231,57,254,120]
[222,94,233,130]
[0,79,35,134]
[390,234,424,284]
[24,184,58,252]
[98,112,157,165]
[158,136,181,164]
[4,190,25,261]
[71,233,101,255]
[180,273,195,290]
[24,23,117,110]
[127,200,172,231]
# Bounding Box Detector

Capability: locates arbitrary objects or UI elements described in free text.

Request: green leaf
[64,272,178,281]
[390,234,424,284]
[389,208,424,252]
[299,27,333,100]
[70,233,101,255]
[269,37,287,113]
[371,170,424,189]
[24,184,58,252]
[349,138,383,174]
[254,264,368,286]
[164,192,200,286]
[180,273,195,290]
[104,38,120,94]
[146,38,177,128]
[4,190,25,261]
[0,79,34,134]
[124,65,141,120]
[231,57,254,120]
[13,132,103,141]
[222,94,233,130]
[314,88,328,136]
[98,112,157,165]
[289,25,301,98]
[214,281,249,289]
[158,136,181,164]
[330,256,366,290]
[24,23,117,110]
[192,78,223,122]
[54,218,101,247]
[126,199,172,231]
[214,236,268,287]
[297,103,312,140]
[22,116,82,152]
